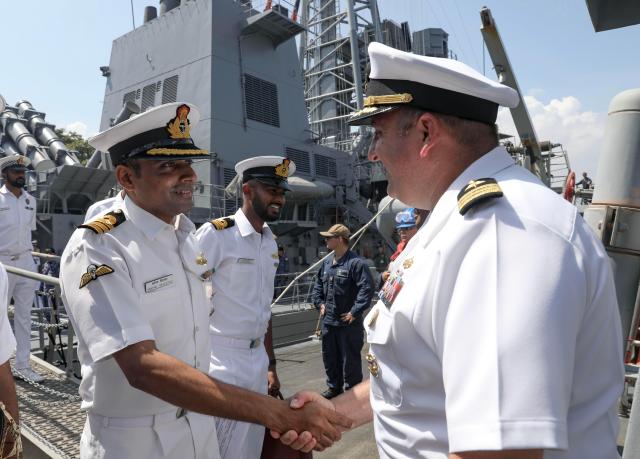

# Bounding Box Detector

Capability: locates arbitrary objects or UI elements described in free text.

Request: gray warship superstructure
[2,1,640,457]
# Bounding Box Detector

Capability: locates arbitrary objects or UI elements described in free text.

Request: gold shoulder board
[210,216,235,230]
[457,178,503,216]
[79,209,127,234]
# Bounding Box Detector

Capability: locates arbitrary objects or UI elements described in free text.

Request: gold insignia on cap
[79,210,126,234]
[210,216,235,230]
[402,257,414,269]
[16,156,25,166]
[363,93,413,107]
[366,353,379,377]
[349,106,379,119]
[457,178,503,216]
[79,264,114,289]
[275,158,291,178]
[166,104,191,140]
[196,252,208,265]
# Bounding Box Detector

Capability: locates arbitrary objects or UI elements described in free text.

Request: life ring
[564,171,575,202]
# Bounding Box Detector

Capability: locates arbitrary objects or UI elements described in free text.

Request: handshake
[269,389,359,453]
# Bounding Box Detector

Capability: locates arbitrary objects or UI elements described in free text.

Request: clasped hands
[272,391,345,453]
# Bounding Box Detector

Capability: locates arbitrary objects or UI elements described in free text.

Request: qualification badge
[196,252,208,265]
[366,353,379,377]
[402,257,414,269]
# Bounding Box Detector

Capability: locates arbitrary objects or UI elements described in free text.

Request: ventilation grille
[285,147,310,174]
[141,83,156,112]
[314,154,337,178]
[162,75,179,104]
[244,74,280,127]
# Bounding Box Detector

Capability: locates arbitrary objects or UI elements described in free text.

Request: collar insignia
[79,264,114,288]
[210,216,235,230]
[402,257,414,269]
[275,158,291,178]
[457,178,503,216]
[166,104,191,139]
[272,253,279,259]
[196,252,208,265]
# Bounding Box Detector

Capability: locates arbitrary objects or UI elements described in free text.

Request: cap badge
[16,156,25,166]
[196,252,208,265]
[166,104,191,140]
[363,93,413,107]
[79,263,115,289]
[402,257,414,270]
[275,158,291,178]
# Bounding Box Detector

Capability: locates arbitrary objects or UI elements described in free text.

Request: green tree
[55,128,95,165]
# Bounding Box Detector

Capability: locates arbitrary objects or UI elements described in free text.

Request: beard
[6,176,25,188]
[252,195,281,222]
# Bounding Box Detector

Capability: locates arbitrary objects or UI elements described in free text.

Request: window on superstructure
[244,74,280,128]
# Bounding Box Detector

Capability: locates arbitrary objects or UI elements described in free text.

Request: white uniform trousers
[209,335,269,459]
[1,253,38,369]
[81,410,220,459]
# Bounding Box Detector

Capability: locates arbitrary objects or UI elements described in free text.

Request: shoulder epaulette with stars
[209,216,235,230]
[79,209,127,234]
[457,178,503,216]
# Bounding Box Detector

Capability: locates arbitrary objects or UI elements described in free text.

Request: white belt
[210,334,262,349]
[89,408,188,428]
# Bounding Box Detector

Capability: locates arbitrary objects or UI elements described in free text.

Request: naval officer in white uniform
[61,102,350,459]
[280,42,624,459]
[0,261,21,458]
[0,154,44,382]
[195,156,294,459]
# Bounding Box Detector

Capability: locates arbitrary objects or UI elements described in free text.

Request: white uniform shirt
[365,147,623,459]
[84,191,126,222]
[60,196,211,417]
[0,185,36,255]
[195,208,278,341]
[0,262,16,364]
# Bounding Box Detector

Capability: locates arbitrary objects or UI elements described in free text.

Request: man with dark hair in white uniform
[279,43,623,459]
[60,103,351,459]
[195,155,294,459]
[0,154,43,383]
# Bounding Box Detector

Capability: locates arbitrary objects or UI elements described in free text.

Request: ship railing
[235,0,301,21]
[271,271,318,313]
[4,260,78,383]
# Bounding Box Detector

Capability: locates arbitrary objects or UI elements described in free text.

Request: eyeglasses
[397,226,416,232]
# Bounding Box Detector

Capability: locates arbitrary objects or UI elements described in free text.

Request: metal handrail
[4,265,60,286]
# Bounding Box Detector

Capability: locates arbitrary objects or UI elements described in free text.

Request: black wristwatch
[269,358,277,368]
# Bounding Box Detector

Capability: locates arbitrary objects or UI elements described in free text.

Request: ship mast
[299,0,382,152]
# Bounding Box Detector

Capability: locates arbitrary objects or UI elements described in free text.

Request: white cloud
[63,121,88,137]
[496,95,606,179]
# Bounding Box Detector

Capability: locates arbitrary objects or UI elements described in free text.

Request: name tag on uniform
[144,274,174,293]
[236,258,255,264]
[0,207,9,212]
[336,269,348,278]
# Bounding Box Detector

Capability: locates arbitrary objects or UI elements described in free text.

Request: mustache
[171,185,194,192]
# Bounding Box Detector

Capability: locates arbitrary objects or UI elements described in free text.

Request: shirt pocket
[364,302,403,407]
[140,287,185,352]
[230,258,255,294]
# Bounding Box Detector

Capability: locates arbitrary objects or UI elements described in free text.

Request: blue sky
[2,0,639,176]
